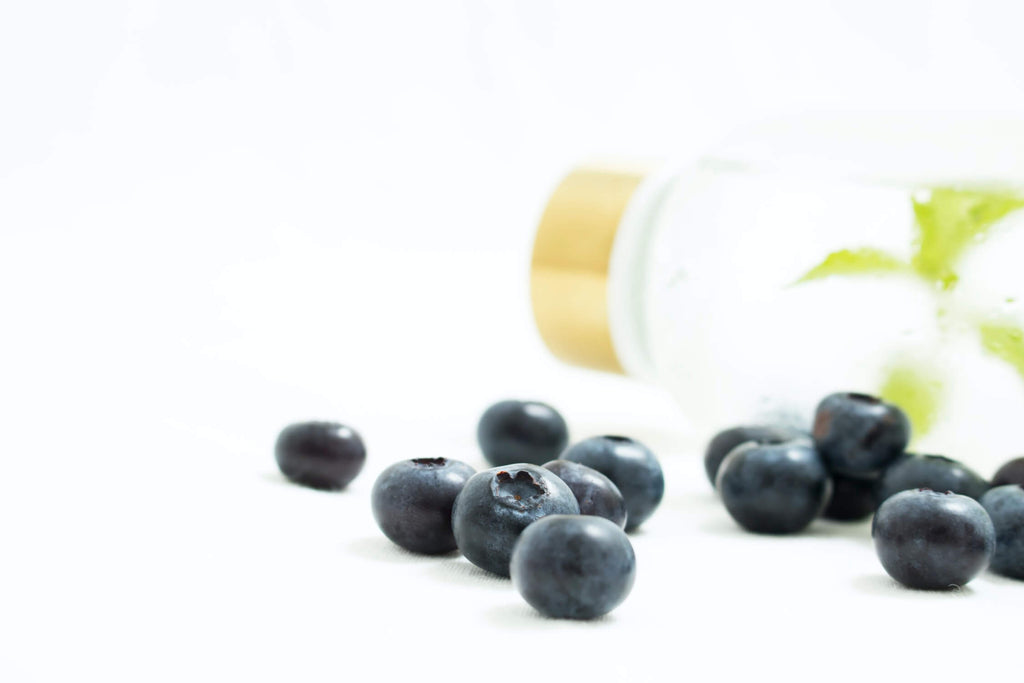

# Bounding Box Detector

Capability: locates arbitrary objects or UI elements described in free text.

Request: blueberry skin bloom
[716,442,831,534]
[477,400,569,467]
[511,515,636,620]
[992,457,1024,487]
[704,425,807,488]
[980,485,1024,579]
[872,489,995,590]
[275,421,366,490]
[812,392,910,479]
[451,464,579,577]
[560,436,664,532]
[371,458,476,555]
[542,460,628,529]
[875,454,989,506]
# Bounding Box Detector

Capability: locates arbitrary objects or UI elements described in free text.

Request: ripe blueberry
[542,460,627,529]
[275,421,366,490]
[872,489,995,590]
[822,475,877,522]
[477,400,569,467]
[511,515,636,620]
[992,457,1024,488]
[371,458,476,555]
[874,453,989,506]
[451,464,579,577]
[704,425,807,488]
[812,392,909,479]
[560,435,664,532]
[979,485,1024,580]
[716,441,831,534]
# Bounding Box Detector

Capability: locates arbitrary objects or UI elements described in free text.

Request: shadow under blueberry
[851,573,975,597]
[978,571,1024,587]
[346,536,458,564]
[698,512,874,545]
[260,470,353,494]
[425,556,512,590]
[482,602,616,630]
[260,471,293,487]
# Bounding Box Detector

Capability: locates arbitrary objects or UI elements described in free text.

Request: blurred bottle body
[531,118,1024,473]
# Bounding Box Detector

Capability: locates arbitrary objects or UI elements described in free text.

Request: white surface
[4,2,1024,681]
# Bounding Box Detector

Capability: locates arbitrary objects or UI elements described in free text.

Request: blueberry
[812,392,910,479]
[872,489,995,590]
[371,458,476,555]
[874,453,989,506]
[451,464,579,577]
[716,441,831,534]
[704,425,807,488]
[542,460,627,529]
[510,515,636,620]
[476,400,569,467]
[822,475,877,522]
[274,421,366,490]
[560,436,664,532]
[992,457,1024,487]
[980,485,1024,580]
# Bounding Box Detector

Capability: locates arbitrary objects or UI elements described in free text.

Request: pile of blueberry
[274,400,665,620]
[707,391,1024,589]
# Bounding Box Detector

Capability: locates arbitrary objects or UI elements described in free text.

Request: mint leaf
[795,249,910,284]
[912,189,1024,290]
[979,321,1024,380]
[879,363,943,441]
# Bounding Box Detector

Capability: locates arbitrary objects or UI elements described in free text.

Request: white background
[3,1,1024,681]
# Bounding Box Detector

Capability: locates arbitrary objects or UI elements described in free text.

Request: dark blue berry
[275,421,366,490]
[560,436,664,532]
[812,392,909,479]
[980,485,1024,580]
[451,464,579,577]
[992,457,1024,487]
[477,400,569,467]
[371,458,476,555]
[874,453,989,506]
[542,460,627,529]
[704,425,807,487]
[872,489,995,590]
[823,475,877,522]
[716,442,831,534]
[510,515,635,620]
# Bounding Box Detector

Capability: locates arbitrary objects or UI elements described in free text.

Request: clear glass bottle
[531,118,1024,474]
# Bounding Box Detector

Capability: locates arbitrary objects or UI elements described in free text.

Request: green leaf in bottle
[879,362,943,443]
[792,186,1024,440]
[979,321,1024,380]
[911,189,1024,290]
[794,249,910,284]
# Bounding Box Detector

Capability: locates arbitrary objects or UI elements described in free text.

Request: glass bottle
[530,118,1024,474]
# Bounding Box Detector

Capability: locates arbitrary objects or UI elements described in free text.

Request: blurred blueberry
[822,475,877,522]
[561,435,664,532]
[812,392,909,479]
[717,441,831,534]
[704,424,807,488]
[980,485,1024,580]
[477,400,569,466]
[542,459,627,529]
[875,453,989,506]
[992,457,1024,488]
[275,421,366,490]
